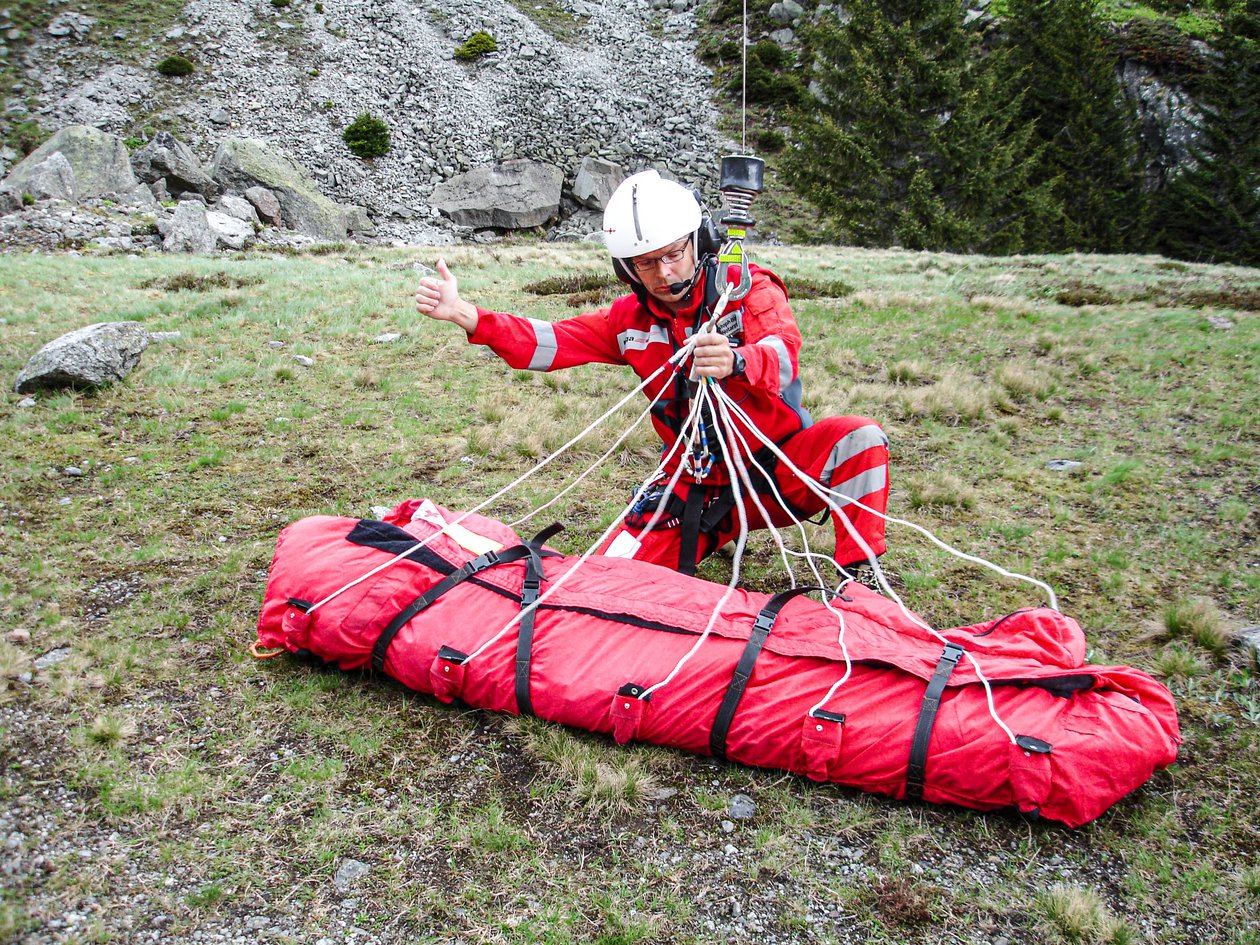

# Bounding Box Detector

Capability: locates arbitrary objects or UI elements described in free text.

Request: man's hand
[691,331,738,379]
[414,259,479,334]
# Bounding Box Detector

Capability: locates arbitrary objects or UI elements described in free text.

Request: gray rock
[211,138,348,239]
[2,126,137,203]
[214,194,260,225]
[130,131,221,200]
[14,321,149,393]
[63,466,84,477]
[1237,627,1260,668]
[431,159,564,229]
[208,106,231,126]
[769,0,803,19]
[0,188,21,214]
[293,355,314,367]
[163,201,217,253]
[33,646,73,670]
[46,12,95,40]
[373,332,401,343]
[728,793,756,819]
[17,397,36,408]
[342,204,376,237]
[206,210,255,249]
[1045,459,1083,472]
[245,185,282,226]
[333,858,370,891]
[7,150,77,202]
[572,156,625,211]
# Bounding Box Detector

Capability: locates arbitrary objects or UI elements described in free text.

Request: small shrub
[122,136,145,151]
[1055,281,1118,306]
[886,360,933,385]
[1165,597,1229,656]
[342,113,391,159]
[454,30,498,61]
[997,360,1054,401]
[156,54,195,77]
[757,128,786,153]
[1151,642,1205,680]
[309,68,319,77]
[524,273,620,296]
[314,1,324,11]
[907,473,976,511]
[270,0,292,8]
[21,192,35,207]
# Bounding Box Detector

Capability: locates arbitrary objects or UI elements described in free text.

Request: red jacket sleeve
[468,307,625,371]
[731,268,801,396]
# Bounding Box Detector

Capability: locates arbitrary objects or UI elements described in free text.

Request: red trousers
[598,416,889,573]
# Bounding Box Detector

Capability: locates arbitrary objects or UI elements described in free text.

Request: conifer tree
[999,0,1147,252]
[783,0,1055,253]
[1156,1,1260,265]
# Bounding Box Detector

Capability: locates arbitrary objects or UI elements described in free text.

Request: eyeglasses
[629,239,690,273]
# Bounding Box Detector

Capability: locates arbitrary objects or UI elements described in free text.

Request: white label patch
[604,531,643,559]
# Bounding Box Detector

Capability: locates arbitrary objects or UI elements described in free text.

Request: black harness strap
[710,586,830,760]
[905,641,966,803]
[513,523,564,717]
[371,544,538,674]
[677,486,707,576]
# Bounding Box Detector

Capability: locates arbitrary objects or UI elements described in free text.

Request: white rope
[741,0,748,153]
[640,378,751,700]
[306,341,701,615]
[461,426,695,664]
[709,384,1019,745]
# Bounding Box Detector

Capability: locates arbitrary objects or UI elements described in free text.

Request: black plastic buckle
[1015,734,1053,754]
[808,709,846,724]
[436,645,469,665]
[522,577,542,595]
[617,682,650,702]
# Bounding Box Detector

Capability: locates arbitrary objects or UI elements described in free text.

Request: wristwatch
[731,349,747,378]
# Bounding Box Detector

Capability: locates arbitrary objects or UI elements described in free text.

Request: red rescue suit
[469,263,889,573]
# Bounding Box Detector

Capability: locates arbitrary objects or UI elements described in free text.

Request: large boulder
[14,321,149,393]
[8,151,77,202]
[430,160,564,229]
[131,131,221,200]
[206,210,255,250]
[572,156,624,211]
[210,138,347,240]
[163,200,218,253]
[1,125,137,203]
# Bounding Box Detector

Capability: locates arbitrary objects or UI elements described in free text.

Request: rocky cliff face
[13,0,725,243]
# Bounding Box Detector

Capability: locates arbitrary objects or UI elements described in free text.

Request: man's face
[629,237,696,306]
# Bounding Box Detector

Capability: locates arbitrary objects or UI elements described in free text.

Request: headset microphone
[668,275,696,295]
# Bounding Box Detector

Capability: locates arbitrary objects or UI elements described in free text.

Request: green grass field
[1,242,1257,944]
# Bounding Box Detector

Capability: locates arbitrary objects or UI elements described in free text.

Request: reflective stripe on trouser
[596,415,890,572]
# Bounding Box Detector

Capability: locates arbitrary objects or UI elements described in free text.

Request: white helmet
[602,170,701,260]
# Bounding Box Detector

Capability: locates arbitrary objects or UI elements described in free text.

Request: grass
[1,242,1259,943]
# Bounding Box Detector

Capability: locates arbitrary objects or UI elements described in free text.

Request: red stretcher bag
[254,499,1180,827]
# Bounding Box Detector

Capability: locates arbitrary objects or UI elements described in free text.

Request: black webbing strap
[514,523,564,717]
[709,586,831,759]
[677,485,707,576]
[371,544,538,674]
[905,641,966,803]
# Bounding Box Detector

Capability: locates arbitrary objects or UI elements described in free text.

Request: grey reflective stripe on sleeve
[831,465,888,504]
[756,335,794,388]
[527,318,558,371]
[616,324,669,354]
[820,425,889,485]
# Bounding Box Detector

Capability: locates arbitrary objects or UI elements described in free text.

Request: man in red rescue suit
[415,169,890,577]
